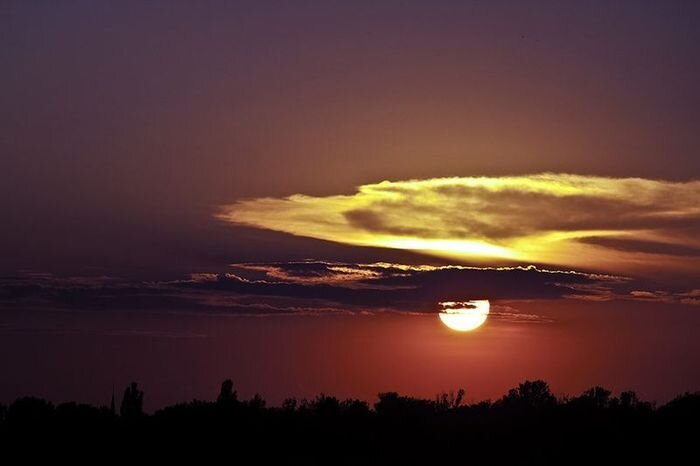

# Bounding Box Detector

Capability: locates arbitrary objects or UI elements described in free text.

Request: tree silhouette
[619,390,640,409]
[119,382,144,418]
[436,388,465,410]
[501,379,556,409]
[216,379,238,407]
[311,394,340,416]
[576,386,612,409]
[1,379,698,464]
[6,397,54,428]
[282,398,297,412]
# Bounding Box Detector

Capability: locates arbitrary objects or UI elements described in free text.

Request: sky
[1,1,700,409]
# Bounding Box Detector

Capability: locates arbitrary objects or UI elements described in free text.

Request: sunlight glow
[379,238,518,260]
[218,174,700,273]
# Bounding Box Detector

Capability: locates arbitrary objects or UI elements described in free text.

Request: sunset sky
[2,1,700,409]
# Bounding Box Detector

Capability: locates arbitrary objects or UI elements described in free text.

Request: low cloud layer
[218,174,700,277]
[2,261,698,320]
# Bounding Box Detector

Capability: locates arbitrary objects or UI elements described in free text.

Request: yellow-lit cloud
[218,174,700,275]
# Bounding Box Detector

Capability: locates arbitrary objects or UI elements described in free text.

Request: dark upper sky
[2,0,700,276]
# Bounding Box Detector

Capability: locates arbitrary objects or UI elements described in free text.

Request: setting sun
[438,300,490,332]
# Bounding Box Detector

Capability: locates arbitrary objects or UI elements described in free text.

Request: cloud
[577,237,700,257]
[218,174,700,276]
[218,262,628,312]
[4,262,697,323]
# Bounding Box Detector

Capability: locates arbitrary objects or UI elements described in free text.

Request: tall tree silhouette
[119,382,144,418]
[216,379,238,407]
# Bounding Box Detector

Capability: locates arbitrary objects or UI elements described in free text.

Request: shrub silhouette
[6,397,54,429]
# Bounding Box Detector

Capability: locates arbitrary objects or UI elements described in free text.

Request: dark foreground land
[1,379,698,464]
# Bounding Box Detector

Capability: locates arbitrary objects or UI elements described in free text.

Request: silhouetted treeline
[1,380,698,464]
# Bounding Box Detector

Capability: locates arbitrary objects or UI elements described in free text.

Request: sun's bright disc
[438,300,490,331]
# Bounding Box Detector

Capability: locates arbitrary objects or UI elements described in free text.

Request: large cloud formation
[218,174,700,277]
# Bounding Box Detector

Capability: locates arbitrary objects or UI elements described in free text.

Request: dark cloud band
[2,261,697,319]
